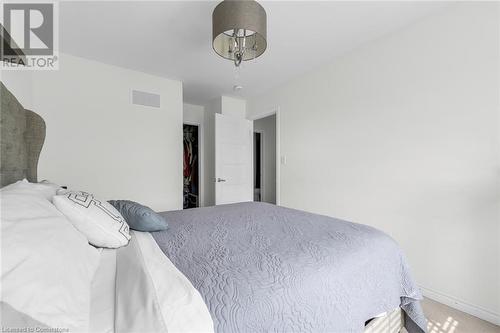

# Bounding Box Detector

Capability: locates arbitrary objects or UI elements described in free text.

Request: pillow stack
[1,179,138,331]
[1,179,132,249]
[1,180,101,331]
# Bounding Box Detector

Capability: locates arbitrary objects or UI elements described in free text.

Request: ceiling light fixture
[212,0,267,67]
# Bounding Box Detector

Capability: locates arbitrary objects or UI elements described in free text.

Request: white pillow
[1,192,101,332]
[53,191,131,248]
[1,179,60,201]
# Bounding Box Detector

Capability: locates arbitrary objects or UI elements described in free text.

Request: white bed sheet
[89,248,116,333]
[114,231,214,333]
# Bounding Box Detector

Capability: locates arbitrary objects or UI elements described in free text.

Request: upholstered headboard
[0,82,46,187]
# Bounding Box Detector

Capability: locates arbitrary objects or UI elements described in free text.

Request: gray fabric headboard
[0,82,46,187]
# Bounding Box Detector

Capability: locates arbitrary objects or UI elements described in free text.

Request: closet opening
[183,124,199,209]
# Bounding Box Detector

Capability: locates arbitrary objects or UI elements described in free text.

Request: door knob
[216,178,227,183]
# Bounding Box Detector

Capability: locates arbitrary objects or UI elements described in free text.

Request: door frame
[253,130,265,202]
[183,121,203,207]
[248,107,280,205]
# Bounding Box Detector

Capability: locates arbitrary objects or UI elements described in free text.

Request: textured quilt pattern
[152,202,426,333]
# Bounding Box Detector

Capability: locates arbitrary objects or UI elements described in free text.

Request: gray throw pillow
[108,200,168,232]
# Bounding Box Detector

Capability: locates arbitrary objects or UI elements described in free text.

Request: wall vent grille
[132,90,161,108]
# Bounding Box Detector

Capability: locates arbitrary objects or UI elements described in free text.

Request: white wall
[248,2,500,323]
[183,103,205,206]
[221,96,246,118]
[184,103,204,125]
[254,115,276,204]
[28,53,183,211]
[1,71,33,110]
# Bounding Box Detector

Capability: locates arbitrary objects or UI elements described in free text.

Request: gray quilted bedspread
[152,202,426,333]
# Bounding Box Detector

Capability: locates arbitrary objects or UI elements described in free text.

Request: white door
[215,113,253,205]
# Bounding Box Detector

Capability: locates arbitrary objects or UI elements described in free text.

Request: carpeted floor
[422,297,500,333]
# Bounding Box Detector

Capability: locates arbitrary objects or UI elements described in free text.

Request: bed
[0,82,426,333]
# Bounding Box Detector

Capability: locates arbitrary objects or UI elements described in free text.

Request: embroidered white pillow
[53,191,131,248]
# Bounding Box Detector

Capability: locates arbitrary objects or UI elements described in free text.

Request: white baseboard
[420,286,500,326]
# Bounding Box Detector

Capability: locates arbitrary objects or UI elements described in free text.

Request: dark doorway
[253,114,276,204]
[254,132,262,201]
[183,124,199,209]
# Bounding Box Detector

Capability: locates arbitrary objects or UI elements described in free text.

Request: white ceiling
[60,1,450,105]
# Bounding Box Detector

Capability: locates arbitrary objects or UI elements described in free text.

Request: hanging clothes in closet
[183,124,199,208]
